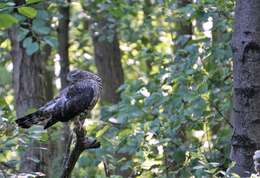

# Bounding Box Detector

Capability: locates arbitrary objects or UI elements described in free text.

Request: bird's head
[67,70,102,83]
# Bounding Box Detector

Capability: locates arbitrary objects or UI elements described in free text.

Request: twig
[103,159,110,177]
[212,104,233,128]
[60,118,100,178]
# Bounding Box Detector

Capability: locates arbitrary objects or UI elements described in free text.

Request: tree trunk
[90,16,126,176]
[44,1,72,177]
[91,18,124,104]
[212,14,223,45]
[43,46,56,178]
[9,25,49,175]
[230,0,260,176]
[176,0,192,36]
[143,0,153,73]
[59,1,70,88]
[175,0,192,49]
[57,0,72,175]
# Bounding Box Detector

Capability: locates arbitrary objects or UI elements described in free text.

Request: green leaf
[33,26,50,35]
[0,2,15,9]
[18,28,29,41]
[22,37,33,48]
[43,36,58,48]
[23,37,39,55]
[172,150,186,163]
[0,66,11,85]
[32,19,50,34]
[26,42,39,55]
[6,2,16,6]
[0,14,18,29]
[144,92,163,107]
[96,125,110,138]
[37,10,49,20]
[0,3,7,9]
[26,0,42,4]
[18,7,37,18]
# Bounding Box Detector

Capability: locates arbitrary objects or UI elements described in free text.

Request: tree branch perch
[60,119,100,178]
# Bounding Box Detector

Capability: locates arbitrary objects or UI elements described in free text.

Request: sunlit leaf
[96,125,110,138]
[18,7,37,18]
[26,0,42,4]
[0,14,18,29]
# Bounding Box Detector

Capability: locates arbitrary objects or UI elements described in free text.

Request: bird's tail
[15,111,44,129]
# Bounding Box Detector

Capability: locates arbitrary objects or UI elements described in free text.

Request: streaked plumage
[16,70,102,129]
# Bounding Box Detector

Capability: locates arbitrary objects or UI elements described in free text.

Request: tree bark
[176,0,192,35]
[58,0,71,163]
[230,0,260,176]
[9,25,49,175]
[143,0,153,73]
[60,119,100,178]
[56,1,73,177]
[58,1,70,89]
[175,0,192,49]
[212,13,223,45]
[42,45,56,178]
[58,2,102,177]
[90,15,126,176]
[91,18,124,104]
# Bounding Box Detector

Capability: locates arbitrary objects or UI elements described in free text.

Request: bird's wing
[62,83,95,118]
[16,86,70,128]
[39,87,69,112]
[16,81,96,129]
[43,82,94,129]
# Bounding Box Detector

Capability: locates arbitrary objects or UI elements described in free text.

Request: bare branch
[103,159,110,177]
[212,104,233,128]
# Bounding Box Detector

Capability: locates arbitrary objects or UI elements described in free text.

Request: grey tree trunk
[9,25,49,175]
[90,16,126,176]
[143,0,153,73]
[176,0,192,35]
[59,1,70,89]
[57,1,72,176]
[91,18,124,104]
[43,45,56,178]
[175,0,192,49]
[58,2,101,178]
[46,1,72,177]
[230,0,260,176]
[212,14,223,45]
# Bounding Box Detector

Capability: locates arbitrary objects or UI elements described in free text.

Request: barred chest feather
[85,79,102,111]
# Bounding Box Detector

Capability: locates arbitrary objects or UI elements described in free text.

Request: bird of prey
[16,70,102,129]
